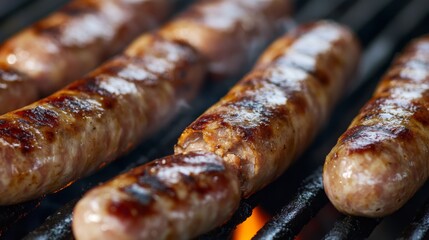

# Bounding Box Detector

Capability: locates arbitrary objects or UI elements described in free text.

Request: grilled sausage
[72,21,360,240]
[0,0,174,113]
[73,152,240,240]
[0,0,291,205]
[323,36,429,217]
[0,34,205,205]
[176,21,360,196]
[159,0,291,78]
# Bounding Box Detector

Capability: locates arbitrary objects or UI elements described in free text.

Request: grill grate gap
[0,0,69,42]
[295,0,351,22]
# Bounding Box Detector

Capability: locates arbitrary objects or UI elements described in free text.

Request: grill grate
[0,0,429,239]
[399,198,429,239]
[253,167,327,240]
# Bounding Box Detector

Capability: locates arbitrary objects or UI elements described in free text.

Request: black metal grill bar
[398,199,429,240]
[0,0,69,42]
[338,0,393,32]
[294,0,350,22]
[23,200,77,240]
[253,168,327,240]
[0,0,32,21]
[0,199,41,236]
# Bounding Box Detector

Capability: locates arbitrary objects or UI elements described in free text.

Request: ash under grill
[1,0,429,239]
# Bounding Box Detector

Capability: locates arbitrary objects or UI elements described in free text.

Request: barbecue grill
[1,0,429,239]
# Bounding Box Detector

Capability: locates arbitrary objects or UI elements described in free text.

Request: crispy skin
[0,0,172,105]
[159,0,291,78]
[73,152,240,240]
[0,34,205,205]
[176,21,360,197]
[324,36,429,217]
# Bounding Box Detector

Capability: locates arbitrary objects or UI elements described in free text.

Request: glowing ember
[233,206,270,240]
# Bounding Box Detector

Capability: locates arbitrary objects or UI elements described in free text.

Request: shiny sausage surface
[73,152,240,240]
[0,0,174,112]
[176,21,360,196]
[159,0,291,78]
[324,36,429,217]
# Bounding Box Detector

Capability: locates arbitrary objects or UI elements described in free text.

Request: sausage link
[73,152,240,240]
[0,34,205,205]
[0,0,174,109]
[159,0,291,78]
[176,21,360,196]
[323,36,429,217]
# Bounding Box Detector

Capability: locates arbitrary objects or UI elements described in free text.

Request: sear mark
[123,184,153,206]
[68,78,116,109]
[48,94,101,116]
[340,124,413,153]
[137,174,173,196]
[0,119,36,153]
[107,199,154,221]
[14,106,59,128]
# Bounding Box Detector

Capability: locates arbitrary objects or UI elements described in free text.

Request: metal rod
[253,168,327,240]
[23,200,77,240]
[398,199,429,240]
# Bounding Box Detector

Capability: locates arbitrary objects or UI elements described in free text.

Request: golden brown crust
[176,21,361,197]
[0,34,205,205]
[324,36,429,217]
[158,0,291,78]
[0,0,172,97]
[72,152,240,240]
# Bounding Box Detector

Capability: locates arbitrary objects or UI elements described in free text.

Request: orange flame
[233,206,270,240]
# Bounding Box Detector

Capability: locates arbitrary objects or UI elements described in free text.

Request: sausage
[0,0,174,112]
[72,21,360,240]
[0,66,38,114]
[159,0,291,78]
[73,152,240,240]
[176,21,360,196]
[323,36,429,217]
[0,34,206,205]
[0,0,291,205]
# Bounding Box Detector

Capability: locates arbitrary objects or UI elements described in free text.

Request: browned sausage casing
[73,152,240,240]
[0,0,174,113]
[176,21,360,196]
[0,34,205,205]
[324,36,429,217]
[159,0,291,78]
